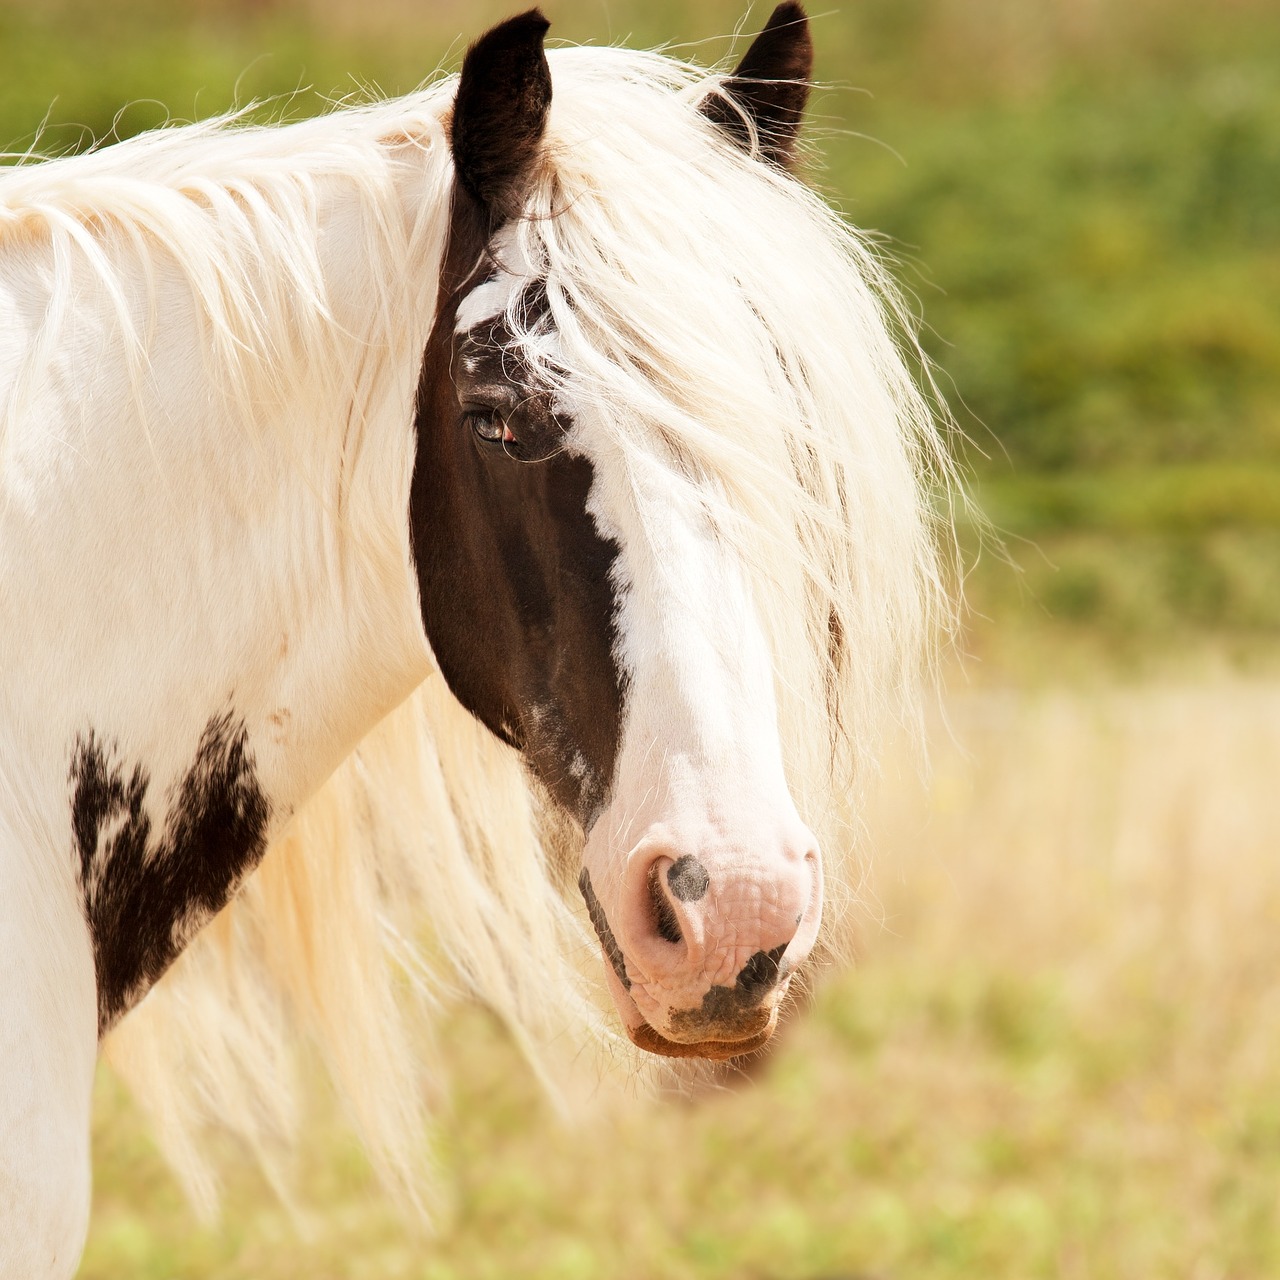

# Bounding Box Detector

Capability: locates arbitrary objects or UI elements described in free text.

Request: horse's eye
[464,410,515,446]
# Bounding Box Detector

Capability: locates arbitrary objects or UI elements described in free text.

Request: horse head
[413,6,824,1060]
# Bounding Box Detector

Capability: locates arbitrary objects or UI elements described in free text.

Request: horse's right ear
[702,3,812,169]
[451,10,553,222]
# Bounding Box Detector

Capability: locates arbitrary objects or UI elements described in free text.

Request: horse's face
[414,227,624,825]
[413,6,822,1060]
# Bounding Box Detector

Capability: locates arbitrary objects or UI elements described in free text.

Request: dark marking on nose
[736,942,789,1002]
[579,867,631,990]
[666,855,710,903]
[70,712,270,1036]
[668,942,790,1039]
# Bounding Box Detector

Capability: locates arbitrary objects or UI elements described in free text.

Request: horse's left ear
[701,2,813,169]
[451,9,553,222]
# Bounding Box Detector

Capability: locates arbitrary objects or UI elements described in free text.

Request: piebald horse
[0,6,952,1273]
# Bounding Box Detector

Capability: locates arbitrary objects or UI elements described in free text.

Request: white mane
[4,46,956,1213]
[0,86,457,462]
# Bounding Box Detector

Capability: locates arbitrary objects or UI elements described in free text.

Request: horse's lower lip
[625,1007,779,1060]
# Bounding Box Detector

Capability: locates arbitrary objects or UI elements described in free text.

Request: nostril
[647,861,683,945]
[647,854,713,946]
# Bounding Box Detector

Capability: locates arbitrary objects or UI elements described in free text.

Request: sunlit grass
[83,675,1280,1278]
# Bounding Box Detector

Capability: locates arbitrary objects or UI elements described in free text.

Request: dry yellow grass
[83,675,1280,1278]
[870,676,1280,1008]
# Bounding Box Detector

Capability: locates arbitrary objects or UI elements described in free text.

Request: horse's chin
[597,940,786,1060]
[603,962,781,1059]
[625,1006,779,1061]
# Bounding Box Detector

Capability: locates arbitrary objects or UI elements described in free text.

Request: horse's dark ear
[451,10,553,221]
[702,2,812,168]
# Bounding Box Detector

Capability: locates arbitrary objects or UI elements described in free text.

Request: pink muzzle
[580,807,823,1059]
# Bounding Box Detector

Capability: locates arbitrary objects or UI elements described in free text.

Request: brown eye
[465,410,516,447]
[465,409,502,443]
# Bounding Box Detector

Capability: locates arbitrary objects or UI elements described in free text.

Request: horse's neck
[0,160,439,850]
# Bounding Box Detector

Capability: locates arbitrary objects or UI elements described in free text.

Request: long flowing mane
[7,44,956,1212]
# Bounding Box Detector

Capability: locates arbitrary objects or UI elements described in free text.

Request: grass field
[82,675,1280,1279]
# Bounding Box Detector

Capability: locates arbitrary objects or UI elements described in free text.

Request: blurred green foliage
[842,62,1280,474]
[1,0,1277,641]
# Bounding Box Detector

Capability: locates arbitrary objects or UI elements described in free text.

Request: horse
[0,5,954,1273]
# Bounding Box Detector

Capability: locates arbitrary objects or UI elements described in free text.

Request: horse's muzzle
[579,817,823,1061]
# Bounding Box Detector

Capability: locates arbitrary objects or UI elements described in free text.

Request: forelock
[453,223,546,334]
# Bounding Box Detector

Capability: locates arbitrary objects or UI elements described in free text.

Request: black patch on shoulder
[70,712,270,1035]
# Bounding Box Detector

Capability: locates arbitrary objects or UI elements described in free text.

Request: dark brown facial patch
[409,189,626,828]
[70,713,270,1035]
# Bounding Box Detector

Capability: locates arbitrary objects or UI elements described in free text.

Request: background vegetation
[3,0,1278,653]
[3,0,1277,1274]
